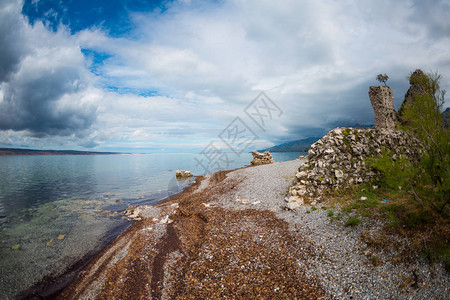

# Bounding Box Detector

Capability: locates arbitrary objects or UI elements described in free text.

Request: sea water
[0,152,303,298]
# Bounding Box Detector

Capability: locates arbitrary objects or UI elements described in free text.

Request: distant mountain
[0,148,121,156]
[260,137,321,153]
[443,107,449,128]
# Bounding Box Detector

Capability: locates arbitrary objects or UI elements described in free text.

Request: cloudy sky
[0,0,449,153]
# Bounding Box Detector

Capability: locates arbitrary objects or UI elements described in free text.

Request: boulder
[251,151,274,165]
[123,206,142,220]
[285,195,304,203]
[286,202,300,210]
[176,170,193,178]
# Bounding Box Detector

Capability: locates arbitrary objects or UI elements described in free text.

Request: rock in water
[251,151,274,165]
[176,170,193,178]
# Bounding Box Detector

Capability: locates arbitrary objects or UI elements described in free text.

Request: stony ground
[60,159,449,299]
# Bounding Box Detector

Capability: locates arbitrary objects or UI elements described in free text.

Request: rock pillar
[368,86,397,130]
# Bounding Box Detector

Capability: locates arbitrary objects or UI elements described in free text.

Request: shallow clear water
[0,152,303,298]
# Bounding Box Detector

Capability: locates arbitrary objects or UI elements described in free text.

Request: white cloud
[0,0,449,151]
[0,0,98,137]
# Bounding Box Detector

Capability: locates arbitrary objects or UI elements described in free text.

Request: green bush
[369,71,449,218]
[367,151,417,190]
[399,71,449,214]
[345,216,361,227]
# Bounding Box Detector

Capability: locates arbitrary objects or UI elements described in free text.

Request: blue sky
[0,0,449,153]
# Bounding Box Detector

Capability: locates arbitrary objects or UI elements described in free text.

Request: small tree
[400,71,449,213]
[376,73,389,86]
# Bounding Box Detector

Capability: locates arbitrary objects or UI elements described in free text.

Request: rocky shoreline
[57,159,448,299]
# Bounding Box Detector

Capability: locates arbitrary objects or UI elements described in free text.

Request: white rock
[286,202,300,210]
[288,196,304,204]
[297,189,307,196]
[159,215,172,224]
[296,171,307,178]
[335,170,344,179]
[360,196,368,201]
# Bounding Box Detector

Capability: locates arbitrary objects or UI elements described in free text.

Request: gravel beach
[60,158,449,299]
[213,159,449,299]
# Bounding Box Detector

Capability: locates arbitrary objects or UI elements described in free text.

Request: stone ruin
[368,86,397,130]
[251,151,274,165]
[287,75,425,207]
[287,127,422,206]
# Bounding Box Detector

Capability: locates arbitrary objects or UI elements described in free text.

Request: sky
[0,0,449,153]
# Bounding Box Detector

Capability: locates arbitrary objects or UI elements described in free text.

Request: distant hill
[260,137,321,153]
[443,107,449,128]
[0,148,121,156]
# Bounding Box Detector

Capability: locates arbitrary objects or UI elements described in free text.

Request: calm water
[0,152,302,298]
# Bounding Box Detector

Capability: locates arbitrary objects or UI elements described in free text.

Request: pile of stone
[251,151,274,165]
[287,127,422,205]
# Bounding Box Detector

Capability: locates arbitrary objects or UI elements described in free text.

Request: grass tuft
[345,216,361,227]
